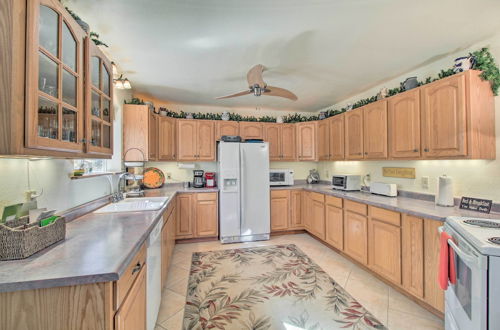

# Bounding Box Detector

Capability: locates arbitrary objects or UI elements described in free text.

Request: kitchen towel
[438,231,457,290]
[436,175,454,207]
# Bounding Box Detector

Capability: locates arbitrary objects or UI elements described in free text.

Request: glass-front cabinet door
[85,39,113,155]
[26,0,86,153]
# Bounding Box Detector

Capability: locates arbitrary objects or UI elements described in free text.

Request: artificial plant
[472,47,500,95]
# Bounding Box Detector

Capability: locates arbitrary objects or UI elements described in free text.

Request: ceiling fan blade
[247,64,266,88]
[215,90,252,99]
[264,86,298,101]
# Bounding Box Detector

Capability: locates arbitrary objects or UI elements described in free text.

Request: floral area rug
[183,244,386,330]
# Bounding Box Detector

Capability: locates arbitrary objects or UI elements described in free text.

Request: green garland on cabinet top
[141,47,500,123]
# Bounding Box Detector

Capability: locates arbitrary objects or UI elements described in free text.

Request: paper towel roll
[436,175,454,207]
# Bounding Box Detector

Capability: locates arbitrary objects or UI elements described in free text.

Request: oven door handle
[438,226,479,267]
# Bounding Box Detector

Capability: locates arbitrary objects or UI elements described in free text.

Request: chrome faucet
[111,172,138,202]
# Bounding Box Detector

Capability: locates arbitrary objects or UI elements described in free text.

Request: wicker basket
[0,216,66,260]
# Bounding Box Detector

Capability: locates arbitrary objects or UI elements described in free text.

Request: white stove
[443,216,500,330]
[446,216,500,256]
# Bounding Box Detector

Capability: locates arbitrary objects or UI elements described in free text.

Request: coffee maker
[193,170,204,188]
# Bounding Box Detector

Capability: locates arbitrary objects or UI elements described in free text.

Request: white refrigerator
[218,141,270,243]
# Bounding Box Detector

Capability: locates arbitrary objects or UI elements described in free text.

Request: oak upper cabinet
[161,202,176,289]
[318,120,330,160]
[388,90,421,159]
[115,265,147,330]
[26,0,88,154]
[296,121,318,161]
[344,109,364,160]
[270,190,290,232]
[158,116,176,161]
[289,190,303,229]
[325,196,343,250]
[368,206,402,284]
[329,114,345,160]
[195,193,218,237]
[264,124,281,161]
[176,193,194,238]
[239,122,263,140]
[216,121,239,140]
[123,105,150,161]
[309,192,325,239]
[148,113,159,161]
[281,124,297,161]
[402,214,424,298]
[264,124,296,161]
[363,101,388,159]
[177,120,215,161]
[343,200,368,264]
[421,74,467,158]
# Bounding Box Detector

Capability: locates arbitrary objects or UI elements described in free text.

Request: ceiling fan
[215,64,298,101]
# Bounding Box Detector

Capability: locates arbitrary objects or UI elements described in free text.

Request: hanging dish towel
[438,231,457,290]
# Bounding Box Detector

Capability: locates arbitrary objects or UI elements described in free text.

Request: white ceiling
[66,0,500,111]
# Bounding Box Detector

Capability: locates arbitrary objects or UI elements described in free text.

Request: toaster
[370,182,398,197]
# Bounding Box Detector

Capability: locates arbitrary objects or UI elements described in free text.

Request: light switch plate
[421,176,429,189]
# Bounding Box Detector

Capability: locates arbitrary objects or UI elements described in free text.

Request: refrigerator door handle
[239,146,245,234]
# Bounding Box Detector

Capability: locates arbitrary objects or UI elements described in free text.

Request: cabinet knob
[424,148,429,152]
[132,263,141,275]
[358,152,362,155]
[413,149,419,152]
[364,152,368,155]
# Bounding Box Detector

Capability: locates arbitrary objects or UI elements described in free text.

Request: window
[73,159,107,174]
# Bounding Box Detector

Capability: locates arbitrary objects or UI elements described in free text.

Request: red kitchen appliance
[205,172,216,188]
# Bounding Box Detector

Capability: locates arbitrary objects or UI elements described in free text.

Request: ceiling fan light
[114,79,124,89]
[123,78,131,89]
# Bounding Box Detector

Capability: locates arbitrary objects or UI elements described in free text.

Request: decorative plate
[143,167,165,189]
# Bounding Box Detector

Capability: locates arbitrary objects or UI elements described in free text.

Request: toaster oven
[332,174,361,191]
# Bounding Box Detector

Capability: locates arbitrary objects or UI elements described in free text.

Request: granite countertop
[272,184,500,221]
[1,182,496,293]
[0,185,217,293]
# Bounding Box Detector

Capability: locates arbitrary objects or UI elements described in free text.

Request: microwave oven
[332,174,361,191]
[270,169,294,186]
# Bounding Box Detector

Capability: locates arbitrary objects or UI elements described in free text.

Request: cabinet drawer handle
[413,149,419,152]
[132,263,141,275]
[424,148,429,152]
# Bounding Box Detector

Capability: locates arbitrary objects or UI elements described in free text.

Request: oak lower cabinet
[177,120,215,161]
[343,201,368,264]
[289,190,303,229]
[344,108,364,160]
[161,201,177,289]
[325,196,343,250]
[402,215,424,298]
[271,190,290,231]
[239,122,263,140]
[368,206,401,284]
[423,218,445,312]
[309,192,325,240]
[115,266,147,330]
[176,192,218,239]
[195,193,218,237]
[296,121,318,161]
[302,191,312,231]
[216,121,239,141]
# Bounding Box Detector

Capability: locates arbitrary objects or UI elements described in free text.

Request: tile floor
[155,234,444,330]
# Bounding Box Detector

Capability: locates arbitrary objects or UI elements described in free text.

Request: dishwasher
[146,219,162,330]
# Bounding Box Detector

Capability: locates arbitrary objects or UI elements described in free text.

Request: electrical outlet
[421,176,429,189]
[166,172,172,180]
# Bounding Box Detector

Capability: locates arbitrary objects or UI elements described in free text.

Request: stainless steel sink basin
[94,197,169,213]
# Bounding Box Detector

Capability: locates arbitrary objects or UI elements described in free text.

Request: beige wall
[0,88,132,216]
[317,33,500,202]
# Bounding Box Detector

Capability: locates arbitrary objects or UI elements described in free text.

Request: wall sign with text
[459,197,492,214]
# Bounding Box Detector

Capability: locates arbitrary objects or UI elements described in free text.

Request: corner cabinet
[1,0,114,158]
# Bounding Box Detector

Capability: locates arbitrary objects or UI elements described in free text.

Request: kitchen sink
[94,197,169,213]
